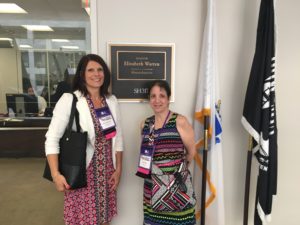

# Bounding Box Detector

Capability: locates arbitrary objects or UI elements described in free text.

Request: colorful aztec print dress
[63,97,117,225]
[143,113,196,225]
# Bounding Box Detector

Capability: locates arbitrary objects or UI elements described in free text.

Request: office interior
[0,1,89,223]
[1,1,300,225]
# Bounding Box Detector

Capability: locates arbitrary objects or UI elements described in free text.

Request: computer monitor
[6,93,39,117]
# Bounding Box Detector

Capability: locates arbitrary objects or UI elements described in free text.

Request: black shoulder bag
[43,93,88,189]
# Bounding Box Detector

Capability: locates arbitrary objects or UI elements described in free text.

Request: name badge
[136,146,154,178]
[139,147,153,169]
[96,106,116,139]
[98,107,115,129]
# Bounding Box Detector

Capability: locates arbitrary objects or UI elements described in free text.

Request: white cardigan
[45,90,124,169]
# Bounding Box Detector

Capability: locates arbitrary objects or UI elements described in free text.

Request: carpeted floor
[0,158,64,225]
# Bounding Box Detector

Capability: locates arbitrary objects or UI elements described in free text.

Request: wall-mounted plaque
[108,43,175,102]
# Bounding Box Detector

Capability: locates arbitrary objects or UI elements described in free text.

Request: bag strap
[65,93,81,137]
[74,106,80,132]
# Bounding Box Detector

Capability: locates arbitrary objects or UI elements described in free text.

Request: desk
[0,117,50,157]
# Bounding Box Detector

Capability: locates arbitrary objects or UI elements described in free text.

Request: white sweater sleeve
[45,93,73,155]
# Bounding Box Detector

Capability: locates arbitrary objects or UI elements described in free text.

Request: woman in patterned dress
[45,54,124,225]
[140,80,196,225]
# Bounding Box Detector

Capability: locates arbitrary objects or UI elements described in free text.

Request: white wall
[94,0,300,224]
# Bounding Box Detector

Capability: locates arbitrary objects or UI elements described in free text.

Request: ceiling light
[22,25,53,32]
[0,38,13,41]
[82,0,90,16]
[19,44,32,48]
[51,39,70,43]
[61,46,79,49]
[84,8,90,16]
[0,38,13,48]
[0,3,27,13]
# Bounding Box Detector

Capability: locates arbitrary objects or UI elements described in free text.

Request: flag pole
[243,135,253,225]
[200,115,209,225]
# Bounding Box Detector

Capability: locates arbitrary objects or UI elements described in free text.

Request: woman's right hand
[52,173,70,192]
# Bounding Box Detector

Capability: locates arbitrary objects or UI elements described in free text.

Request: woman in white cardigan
[45,54,124,225]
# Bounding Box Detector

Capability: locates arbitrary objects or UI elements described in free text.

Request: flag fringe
[194,153,216,220]
[194,110,213,149]
[195,109,211,123]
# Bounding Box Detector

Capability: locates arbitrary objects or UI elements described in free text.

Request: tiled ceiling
[0,0,89,43]
[0,0,89,21]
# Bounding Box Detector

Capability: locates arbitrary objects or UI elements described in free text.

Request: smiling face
[149,85,170,114]
[84,60,104,92]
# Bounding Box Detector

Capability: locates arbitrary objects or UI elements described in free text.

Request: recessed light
[19,44,32,48]
[82,0,90,16]
[52,39,70,43]
[0,38,13,41]
[84,8,90,16]
[0,3,27,13]
[22,25,53,32]
[61,46,79,49]
[0,38,13,48]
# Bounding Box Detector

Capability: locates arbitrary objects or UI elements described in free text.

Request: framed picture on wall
[107,43,175,102]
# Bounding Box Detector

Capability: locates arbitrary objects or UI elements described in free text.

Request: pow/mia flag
[241,0,277,224]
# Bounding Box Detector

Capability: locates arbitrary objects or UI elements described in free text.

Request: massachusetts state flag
[241,0,278,224]
[193,0,225,224]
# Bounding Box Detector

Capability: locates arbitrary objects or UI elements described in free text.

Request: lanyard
[148,110,171,149]
[136,110,171,178]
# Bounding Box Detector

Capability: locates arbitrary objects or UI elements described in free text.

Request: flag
[241,0,277,224]
[193,0,225,224]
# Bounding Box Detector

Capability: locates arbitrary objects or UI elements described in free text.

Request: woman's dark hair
[147,80,171,99]
[72,54,111,97]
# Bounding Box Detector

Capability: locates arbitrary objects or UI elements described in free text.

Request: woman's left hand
[109,169,121,191]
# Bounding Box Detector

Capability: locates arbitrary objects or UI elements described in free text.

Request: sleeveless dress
[63,97,117,225]
[143,113,196,225]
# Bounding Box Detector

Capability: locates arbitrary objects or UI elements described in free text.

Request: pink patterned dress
[63,97,117,225]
